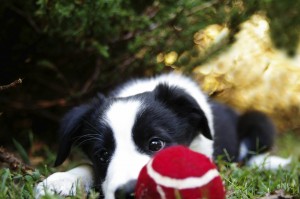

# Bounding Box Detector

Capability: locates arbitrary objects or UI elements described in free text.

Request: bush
[0,0,299,146]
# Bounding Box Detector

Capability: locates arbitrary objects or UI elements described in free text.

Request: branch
[4,98,68,110]
[8,5,41,34]
[0,78,23,91]
[186,0,219,17]
[79,61,101,95]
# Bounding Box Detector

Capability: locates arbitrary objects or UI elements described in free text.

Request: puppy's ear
[154,84,212,140]
[54,94,106,166]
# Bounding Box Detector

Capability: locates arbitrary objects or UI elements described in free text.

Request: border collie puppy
[35,73,275,199]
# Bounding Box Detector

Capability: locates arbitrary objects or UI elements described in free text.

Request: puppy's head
[54,84,212,199]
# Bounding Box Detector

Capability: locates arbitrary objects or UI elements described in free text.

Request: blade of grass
[0,169,10,193]
[12,138,30,164]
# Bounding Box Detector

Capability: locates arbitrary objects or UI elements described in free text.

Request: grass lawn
[0,132,299,199]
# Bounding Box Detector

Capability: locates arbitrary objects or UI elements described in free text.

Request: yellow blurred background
[162,14,300,133]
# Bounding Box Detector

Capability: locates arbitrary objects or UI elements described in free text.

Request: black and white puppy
[36,73,276,199]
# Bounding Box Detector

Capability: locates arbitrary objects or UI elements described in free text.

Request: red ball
[135,146,225,199]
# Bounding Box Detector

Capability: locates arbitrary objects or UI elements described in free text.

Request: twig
[80,61,101,95]
[0,78,23,91]
[8,5,41,34]
[2,98,68,110]
[186,0,219,17]
[0,147,34,173]
[118,55,137,71]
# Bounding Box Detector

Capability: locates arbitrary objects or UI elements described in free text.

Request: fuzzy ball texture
[135,146,225,199]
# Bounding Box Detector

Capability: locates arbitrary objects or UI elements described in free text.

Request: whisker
[76,137,103,147]
[83,119,102,133]
[73,133,98,143]
[73,132,104,147]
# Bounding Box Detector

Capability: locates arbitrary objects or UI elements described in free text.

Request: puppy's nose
[114,180,136,199]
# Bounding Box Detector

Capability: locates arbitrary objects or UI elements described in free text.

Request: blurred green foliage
[263,1,300,56]
[0,0,299,146]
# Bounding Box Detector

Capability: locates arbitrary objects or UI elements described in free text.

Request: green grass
[220,159,299,198]
[1,133,299,199]
[221,132,300,199]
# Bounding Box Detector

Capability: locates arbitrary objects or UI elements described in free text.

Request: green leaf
[12,139,30,164]
[0,169,10,193]
[91,41,110,58]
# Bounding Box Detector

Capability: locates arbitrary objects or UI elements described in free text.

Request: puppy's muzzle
[114,180,136,199]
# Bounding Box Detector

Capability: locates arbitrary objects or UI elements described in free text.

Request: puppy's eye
[97,149,110,164]
[149,138,165,152]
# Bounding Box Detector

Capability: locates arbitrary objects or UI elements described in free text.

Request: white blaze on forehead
[105,100,141,148]
[102,100,150,199]
[115,73,214,138]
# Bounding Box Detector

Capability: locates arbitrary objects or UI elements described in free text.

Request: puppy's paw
[35,171,81,198]
[247,153,292,170]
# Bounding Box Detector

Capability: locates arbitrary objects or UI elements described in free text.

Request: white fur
[247,153,292,170]
[115,73,215,138]
[102,100,151,199]
[116,73,214,158]
[35,73,291,199]
[35,164,93,198]
[35,73,214,199]
[238,142,248,161]
[189,134,213,159]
